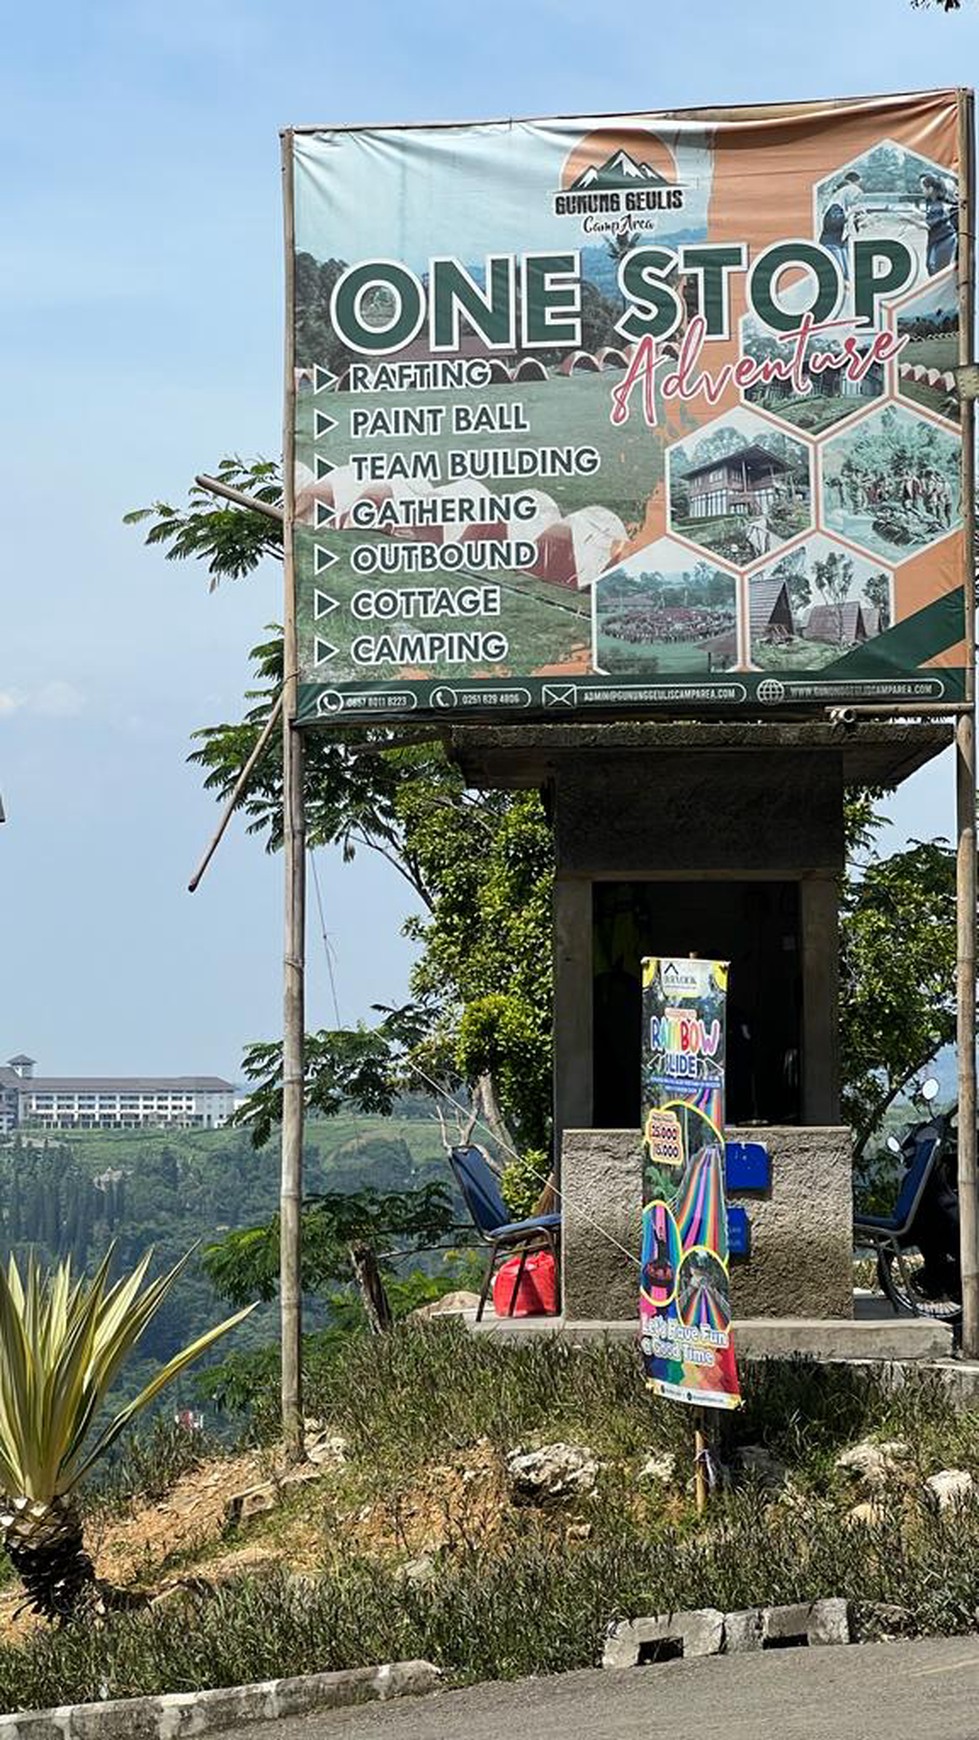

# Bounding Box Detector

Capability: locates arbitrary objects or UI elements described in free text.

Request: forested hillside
[0,1111,456,1414]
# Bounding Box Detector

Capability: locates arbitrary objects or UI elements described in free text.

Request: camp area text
[329,238,919,355]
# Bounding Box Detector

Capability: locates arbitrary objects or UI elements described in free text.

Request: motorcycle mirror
[921,1077,940,1103]
[886,1134,902,1155]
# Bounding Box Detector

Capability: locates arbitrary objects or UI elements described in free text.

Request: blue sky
[0,0,971,1077]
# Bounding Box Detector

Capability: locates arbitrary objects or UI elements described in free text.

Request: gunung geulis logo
[554,130,685,237]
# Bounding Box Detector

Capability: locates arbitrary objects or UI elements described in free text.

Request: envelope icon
[542,684,576,707]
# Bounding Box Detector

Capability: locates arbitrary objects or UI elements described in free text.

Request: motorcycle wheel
[876,1247,962,1323]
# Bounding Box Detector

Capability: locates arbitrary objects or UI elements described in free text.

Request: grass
[595,638,714,677]
[297,373,661,526]
[295,371,664,683]
[668,505,811,567]
[745,389,879,435]
[750,639,844,673]
[4,1330,979,1710]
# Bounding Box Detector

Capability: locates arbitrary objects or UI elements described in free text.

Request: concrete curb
[0,1658,441,1739]
[603,1600,849,1667]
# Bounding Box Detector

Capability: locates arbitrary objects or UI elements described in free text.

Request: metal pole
[194,475,284,524]
[956,90,978,1360]
[280,128,306,1458]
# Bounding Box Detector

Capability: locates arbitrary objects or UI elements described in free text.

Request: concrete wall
[560,1125,853,1322]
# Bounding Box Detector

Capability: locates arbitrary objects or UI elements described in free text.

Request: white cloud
[0,692,20,716]
[29,682,86,719]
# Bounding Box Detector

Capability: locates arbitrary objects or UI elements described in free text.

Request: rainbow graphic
[639,957,741,1411]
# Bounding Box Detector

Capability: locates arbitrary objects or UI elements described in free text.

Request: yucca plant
[0,1248,252,1621]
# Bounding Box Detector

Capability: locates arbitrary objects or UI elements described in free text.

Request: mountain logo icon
[554,132,685,225]
[569,150,671,193]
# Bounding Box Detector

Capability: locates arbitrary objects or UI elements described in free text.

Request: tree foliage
[841,800,956,1154]
[201,1183,458,1307]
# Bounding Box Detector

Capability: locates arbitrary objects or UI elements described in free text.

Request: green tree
[811,549,855,644]
[841,795,956,1156]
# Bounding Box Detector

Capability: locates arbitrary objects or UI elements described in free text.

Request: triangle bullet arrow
[314,410,338,438]
[314,546,338,574]
[313,365,337,393]
[315,454,335,479]
[314,591,340,619]
[314,500,335,527]
[314,638,338,664]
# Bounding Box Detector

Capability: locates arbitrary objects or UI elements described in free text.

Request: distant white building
[0,1056,235,1132]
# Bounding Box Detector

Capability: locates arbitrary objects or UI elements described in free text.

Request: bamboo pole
[187,695,283,893]
[956,89,978,1360]
[280,128,306,1460]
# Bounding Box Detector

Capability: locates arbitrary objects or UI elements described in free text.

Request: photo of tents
[747,535,892,671]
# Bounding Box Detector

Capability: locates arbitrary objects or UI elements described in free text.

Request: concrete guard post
[561,1125,853,1323]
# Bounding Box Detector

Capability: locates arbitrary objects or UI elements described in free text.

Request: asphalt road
[226,1640,979,1740]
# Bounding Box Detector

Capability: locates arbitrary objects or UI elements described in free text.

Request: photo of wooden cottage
[683,443,794,520]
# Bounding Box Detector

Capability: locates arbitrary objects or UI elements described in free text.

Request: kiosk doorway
[592,880,802,1129]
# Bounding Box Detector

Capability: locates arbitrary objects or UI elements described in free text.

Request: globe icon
[757,678,786,705]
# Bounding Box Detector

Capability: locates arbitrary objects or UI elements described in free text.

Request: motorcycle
[853,1077,961,1326]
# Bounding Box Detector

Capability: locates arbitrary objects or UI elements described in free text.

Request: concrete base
[466,1310,954,1362]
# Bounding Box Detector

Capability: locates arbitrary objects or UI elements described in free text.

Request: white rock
[305,1431,348,1467]
[506,1443,599,1504]
[639,1452,677,1485]
[835,1439,911,1487]
[410,1290,482,1320]
[925,1468,975,1511]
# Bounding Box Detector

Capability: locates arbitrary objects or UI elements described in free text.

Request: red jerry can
[492,1250,558,1317]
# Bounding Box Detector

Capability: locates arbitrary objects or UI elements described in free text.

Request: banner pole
[280,127,306,1460]
[956,90,978,1362]
[693,1411,709,1514]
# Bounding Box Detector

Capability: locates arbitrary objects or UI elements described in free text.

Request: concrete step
[466,1310,954,1362]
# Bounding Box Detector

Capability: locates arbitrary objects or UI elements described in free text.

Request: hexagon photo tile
[893,272,960,424]
[739,312,885,436]
[592,539,738,677]
[813,139,959,294]
[820,403,961,562]
[667,407,813,566]
[747,535,892,674]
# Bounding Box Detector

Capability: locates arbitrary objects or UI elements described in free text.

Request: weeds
[2,1330,979,1711]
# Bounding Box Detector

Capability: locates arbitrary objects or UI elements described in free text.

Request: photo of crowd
[593,544,738,676]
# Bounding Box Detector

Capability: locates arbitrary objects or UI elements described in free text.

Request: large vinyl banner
[287,90,970,725]
[640,957,740,1411]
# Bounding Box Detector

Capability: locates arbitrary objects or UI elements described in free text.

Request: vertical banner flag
[640,957,740,1410]
[286,89,970,725]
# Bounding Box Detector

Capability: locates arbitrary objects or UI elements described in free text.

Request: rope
[404,1054,643,1273]
[308,849,343,1029]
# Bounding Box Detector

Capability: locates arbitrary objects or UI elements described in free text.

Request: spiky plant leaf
[0,1248,253,1504]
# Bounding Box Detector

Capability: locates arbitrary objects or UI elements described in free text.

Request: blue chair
[853,1130,943,1314]
[853,1131,941,1247]
[448,1145,561,1322]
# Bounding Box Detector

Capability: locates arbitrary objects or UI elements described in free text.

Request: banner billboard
[639,956,740,1410]
[285,89,971,726]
